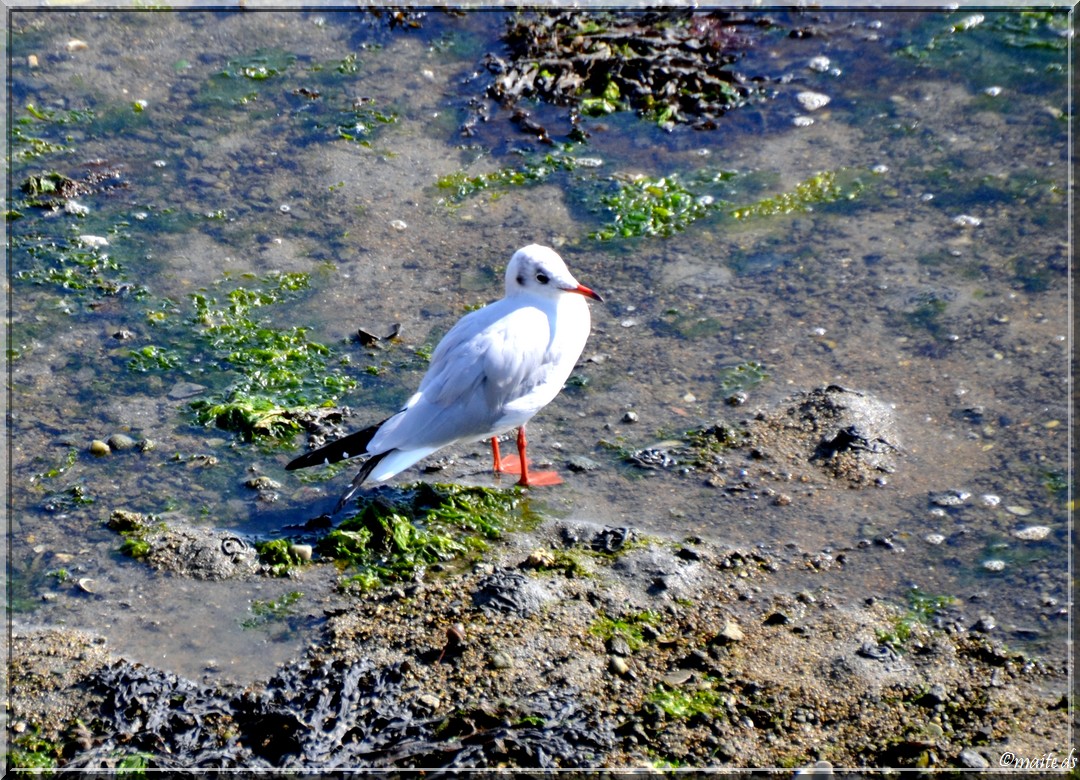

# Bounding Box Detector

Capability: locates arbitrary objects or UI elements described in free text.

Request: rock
[89,440,110,457]
[106,433,136,452]
[609,656,630,677]
[958,749,989,768]
[489,651,513,670]
[168,381,207,401]
[1012,525,1051,541]
[716,620,744,643]
[566,455,600,473]
[796,90,831,111]
[929,489,971,507]
[244,476,282,490]
[289,544,313,562]
[622,411,639,423]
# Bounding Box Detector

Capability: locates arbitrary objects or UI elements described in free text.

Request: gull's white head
[504,244,603,302]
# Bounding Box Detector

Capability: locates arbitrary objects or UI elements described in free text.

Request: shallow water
[7,9,1071,684]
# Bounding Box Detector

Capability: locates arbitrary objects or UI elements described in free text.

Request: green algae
[589,609,663,652]
[131,271,358,440]
[591,174,712,240]
[318,483,524,590]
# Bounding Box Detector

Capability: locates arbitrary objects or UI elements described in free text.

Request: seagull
[286,244,603,511]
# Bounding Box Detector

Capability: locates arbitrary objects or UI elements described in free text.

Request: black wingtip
[285,418,388,472]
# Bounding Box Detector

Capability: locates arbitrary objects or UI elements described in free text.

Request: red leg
[491,436,503,473]
[514,426,562,487]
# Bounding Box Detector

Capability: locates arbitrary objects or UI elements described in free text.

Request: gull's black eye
[535,272,550,284]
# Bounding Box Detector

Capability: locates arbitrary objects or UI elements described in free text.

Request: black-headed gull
[287,244,603,511]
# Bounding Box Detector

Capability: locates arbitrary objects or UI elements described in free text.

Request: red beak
[567,283,604,302]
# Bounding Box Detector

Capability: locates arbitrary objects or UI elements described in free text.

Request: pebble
[65,200,90,216]
[952,214,982,228]
[717,620,744,643]
[662,669,694,687]
[77,235,110,249]
[983,86,1002,97]
[289,544,313,562]
[807,56,831,73]
[66,39,89,53]
[609,656,631,677]
[929,489,970,507]
[106,433,136,452]
[978,494,1000,507]
[792,116,814,127]
[245,475,282,490]
[972,615,996,633]
[796,91,831,111]
[958,749,989,769]
[1005,505,1032,517]
[982,559,1006,573]
[924,533,945,545]
[489,651,513,670]
[76,578,96,594]
[27,54,39,68]
[89,440,110,457]
[622,411,639,424]
[389,219,407,231]
[168,381,207,400]
[1012,525,1050,541]
[566,455,600,473]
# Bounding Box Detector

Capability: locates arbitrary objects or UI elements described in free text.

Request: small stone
[807,56,831,73]
[389,219,407,231]
[168,381,207,400]
[489,651,513,670]
[1005,505,1033,517]
[717,620,744,643]
[77,234,109,249]
[929,490,970,507]
[924,533,945,545]
[89,440,110,457]
[106,433,136,452]
[792,116,814,127]
[622,411,639,423]
[607,635,632,657]
[245,475,282,490]
[662,669,694,687]
[952,214,982,228]
[66,39,89,52]
[958,749,989,769]
[566,455,599,473]
[65,200,89,216]
[137,439,156,453]
[982,559,1006,572]
[27,54,39,68]
[417,693,440,712]
[972,615,996,633]
[76,577,96,594]
[979,494,1000,507]
[609,656,631,677]
[1013,525,1050,541]
[983,86,1002,97]
[290,544,313,562]
[796,90,831,111]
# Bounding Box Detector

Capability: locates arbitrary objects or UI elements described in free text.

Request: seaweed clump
[481,11,772,132]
